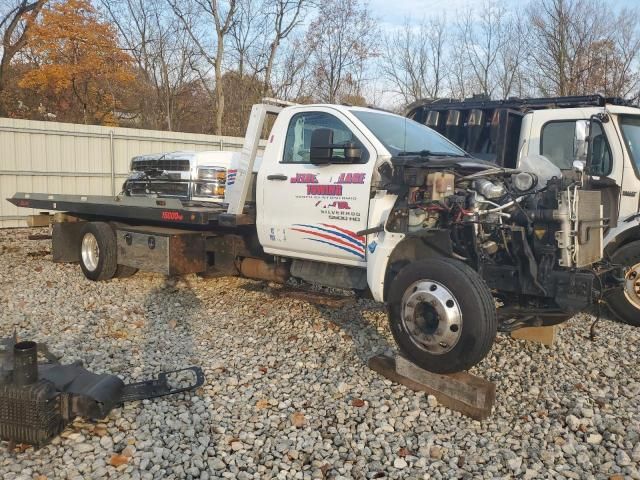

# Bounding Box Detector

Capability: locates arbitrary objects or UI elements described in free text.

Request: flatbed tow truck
[7,99,623,374]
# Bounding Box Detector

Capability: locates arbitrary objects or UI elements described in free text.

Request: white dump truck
[406,95,640,326]
[8,99,623,373]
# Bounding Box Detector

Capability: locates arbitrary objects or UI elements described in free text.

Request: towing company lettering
[290,173,318,184]
[227,169,237,186]
[291,223,366,259]
[336,173,365,184]
[307,184,342,196]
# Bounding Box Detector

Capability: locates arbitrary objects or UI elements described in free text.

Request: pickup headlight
[195,167,226,197]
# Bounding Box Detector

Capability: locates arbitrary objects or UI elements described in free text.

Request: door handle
[267,174,288,181]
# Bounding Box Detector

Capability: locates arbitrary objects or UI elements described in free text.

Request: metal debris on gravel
[1,227,639,480]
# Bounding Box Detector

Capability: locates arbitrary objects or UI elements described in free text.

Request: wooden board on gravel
[368,354,496,421]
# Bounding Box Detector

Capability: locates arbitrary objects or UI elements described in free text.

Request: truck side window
[541,121,576,169]
[589,122,612,176]
[541,120,612,174]
[282,111,367,163]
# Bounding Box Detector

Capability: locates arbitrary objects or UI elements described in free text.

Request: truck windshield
[351,110,467,157]
[619,115,640,174]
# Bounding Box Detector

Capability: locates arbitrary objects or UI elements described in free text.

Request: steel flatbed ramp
[7,192,254,227]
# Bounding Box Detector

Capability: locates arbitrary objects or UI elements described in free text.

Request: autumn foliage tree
[19,0,135,124]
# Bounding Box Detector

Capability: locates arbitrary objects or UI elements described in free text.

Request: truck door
[526,110,624,228]
[258,108,376,266]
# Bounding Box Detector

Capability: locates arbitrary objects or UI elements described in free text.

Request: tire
[115,265,138,278]
[388,258,497,374]
[605,240,640,326]
[79,222,118,281]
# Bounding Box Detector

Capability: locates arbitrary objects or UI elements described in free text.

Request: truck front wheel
[388,258,497,374]
[605,240,640,327]
[79,222,118,281]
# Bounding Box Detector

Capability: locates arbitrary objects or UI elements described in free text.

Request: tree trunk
[263,40,279,96]
[215,33,225,135]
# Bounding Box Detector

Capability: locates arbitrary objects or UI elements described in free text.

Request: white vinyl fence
[0,118,251,228]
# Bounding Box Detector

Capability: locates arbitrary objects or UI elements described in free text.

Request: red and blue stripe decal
[227,169,237,185]
[291,223,366,259]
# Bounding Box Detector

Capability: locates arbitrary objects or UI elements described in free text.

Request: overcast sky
[368,0,639,30]
[365,0,640,106]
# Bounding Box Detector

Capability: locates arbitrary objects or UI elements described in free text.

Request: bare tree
[456,0,510,97]
[305,0,378,103]
[596,8,640,98]
[260,0,308,95]
[269,34,313,101]
[0,0,47,112]
[168,0,237,135]
[381,17,447,105]
[101,0,201,130]
[527,0,611,96]
[494,12,530,99]
[228,0,264,78]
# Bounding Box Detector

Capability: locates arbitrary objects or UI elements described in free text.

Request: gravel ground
[0,227,639,480]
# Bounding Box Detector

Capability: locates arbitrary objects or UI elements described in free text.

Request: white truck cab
[407,96,640,325]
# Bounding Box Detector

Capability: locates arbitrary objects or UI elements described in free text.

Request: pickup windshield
[351,110,467,157]
[619,115,640,175]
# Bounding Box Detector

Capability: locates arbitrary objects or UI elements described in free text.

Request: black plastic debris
[0,335,205,447]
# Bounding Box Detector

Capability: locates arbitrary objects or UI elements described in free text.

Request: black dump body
[405,94,633,168]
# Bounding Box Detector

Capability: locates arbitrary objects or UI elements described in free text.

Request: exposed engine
[385,155,610,325]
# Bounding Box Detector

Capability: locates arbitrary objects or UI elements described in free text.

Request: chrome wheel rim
[623,262,640,311]
[401,280,463,355]
[81,232,99,272]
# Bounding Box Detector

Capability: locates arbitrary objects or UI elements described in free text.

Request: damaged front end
[0,336,204,447]
[383,153,623,331]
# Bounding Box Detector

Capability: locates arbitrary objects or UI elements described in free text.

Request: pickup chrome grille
[131,159,191,172]
[125,180,190,198]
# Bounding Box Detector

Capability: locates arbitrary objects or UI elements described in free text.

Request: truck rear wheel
[605,241,640,327]
[79,222,118,281]
[388,258,497,374]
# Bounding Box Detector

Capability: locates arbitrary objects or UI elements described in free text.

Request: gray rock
[616,449,632,467]
[209,458,226,470]
[586,434,602,445]
[566,415,581,431]
[632,443,640,463]
[393,458,407,469]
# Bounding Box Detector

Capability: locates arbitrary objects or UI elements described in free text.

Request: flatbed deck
[7,193,255,228]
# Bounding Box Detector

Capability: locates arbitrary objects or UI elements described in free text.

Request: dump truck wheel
[605,241,640,327]
[388,258,497,374]
[79,222,118,281]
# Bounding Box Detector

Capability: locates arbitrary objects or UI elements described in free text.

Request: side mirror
[310,128,333,165]
[310,128,362,164]
[343,143,362,163]
[574,119,590,162]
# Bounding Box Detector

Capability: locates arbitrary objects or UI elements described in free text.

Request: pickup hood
[131,150,263,172]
